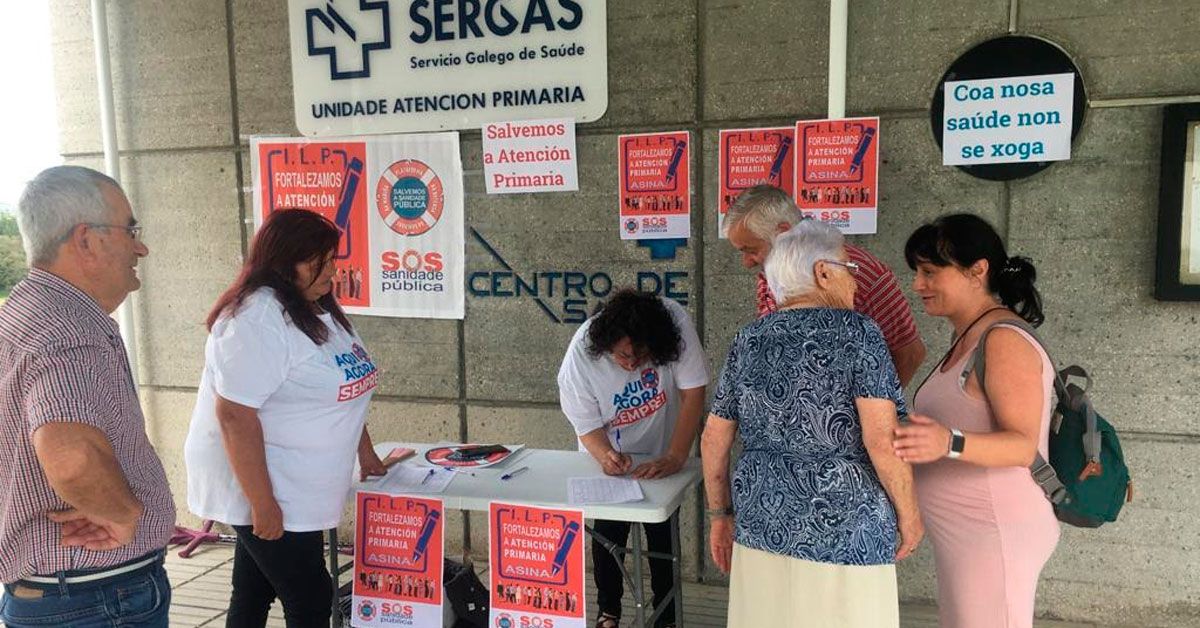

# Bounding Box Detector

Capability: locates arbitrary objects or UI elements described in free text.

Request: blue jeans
[0,553,170,627]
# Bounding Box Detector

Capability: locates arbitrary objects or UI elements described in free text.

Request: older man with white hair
[702,219,921,628]
[725,184,926,385]
[0,166,174,627]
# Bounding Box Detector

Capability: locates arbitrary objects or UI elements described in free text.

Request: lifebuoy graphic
[375,160,444,235]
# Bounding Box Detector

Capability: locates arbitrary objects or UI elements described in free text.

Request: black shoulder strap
[966,320,1100,505]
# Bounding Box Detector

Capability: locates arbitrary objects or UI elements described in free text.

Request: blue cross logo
[306,0,391,80]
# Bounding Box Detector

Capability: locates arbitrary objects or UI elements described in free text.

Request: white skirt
[727,543,899,628]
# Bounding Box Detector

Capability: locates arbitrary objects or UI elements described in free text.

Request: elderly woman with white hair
[701,219,923,628]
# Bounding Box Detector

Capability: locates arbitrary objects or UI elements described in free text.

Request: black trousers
[226,526,332,628]
[591,519,675,627]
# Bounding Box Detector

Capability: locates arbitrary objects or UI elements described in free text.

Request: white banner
[943,72,1074,166]
[250,133,464,319]
[482,118,579,194]
[288,0,608,136]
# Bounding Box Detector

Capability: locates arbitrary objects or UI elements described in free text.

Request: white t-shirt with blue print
[184,288,378,532]
[557,298,709,456]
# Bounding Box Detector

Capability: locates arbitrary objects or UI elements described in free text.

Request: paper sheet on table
[567,476,644,505]
[368,465,456,494]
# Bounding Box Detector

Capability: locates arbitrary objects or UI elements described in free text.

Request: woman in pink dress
[894,214,1059,628]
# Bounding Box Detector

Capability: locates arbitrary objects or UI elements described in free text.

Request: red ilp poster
[618,131,691,240]
[352,493,444,627]
[718,127,796,237]
[489,502,585,628]
[250,134,466,319]
[255,141,371,307]
[794,117,880,234]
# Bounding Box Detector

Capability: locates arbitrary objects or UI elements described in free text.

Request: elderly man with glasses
[724,184,926,385]
[0,165,174,627]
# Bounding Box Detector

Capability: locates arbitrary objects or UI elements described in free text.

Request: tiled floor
[160,543,1127,628]
[0,542,1141,627]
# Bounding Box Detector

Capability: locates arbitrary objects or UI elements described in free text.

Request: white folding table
[330,442,702,628]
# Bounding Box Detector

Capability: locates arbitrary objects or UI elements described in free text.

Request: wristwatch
[947,429,965,459]
[705,506,734,518]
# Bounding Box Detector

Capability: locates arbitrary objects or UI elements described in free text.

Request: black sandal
[595,612,619,628]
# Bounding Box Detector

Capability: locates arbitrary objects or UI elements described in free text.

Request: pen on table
[500,466,530,481]
[615,428,622,453]
[419,468,435,485]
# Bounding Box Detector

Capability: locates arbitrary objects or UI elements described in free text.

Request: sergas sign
[288,0,608,136]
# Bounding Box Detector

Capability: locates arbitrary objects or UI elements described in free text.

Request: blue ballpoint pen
[419,468,435,485]
[500,466,530,481]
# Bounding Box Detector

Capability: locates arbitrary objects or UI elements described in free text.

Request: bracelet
[705,506,734,517]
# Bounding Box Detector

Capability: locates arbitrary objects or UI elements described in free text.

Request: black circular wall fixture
[931,35,1087,181]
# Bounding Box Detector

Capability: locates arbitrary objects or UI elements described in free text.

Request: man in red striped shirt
[0,166,174,626]
[725,185,926,385]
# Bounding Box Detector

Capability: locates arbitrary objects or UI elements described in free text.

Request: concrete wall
[47,1,1199,624]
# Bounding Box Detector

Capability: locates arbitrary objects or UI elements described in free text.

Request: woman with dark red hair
[184,209,387,627]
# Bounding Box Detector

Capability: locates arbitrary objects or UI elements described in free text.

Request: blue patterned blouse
[710,308,907,566]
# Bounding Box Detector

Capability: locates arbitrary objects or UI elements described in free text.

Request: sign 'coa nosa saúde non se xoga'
[289,0,608,136]
[942,72,1074,166]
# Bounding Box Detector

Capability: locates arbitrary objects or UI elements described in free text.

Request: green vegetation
[0,212,26,296]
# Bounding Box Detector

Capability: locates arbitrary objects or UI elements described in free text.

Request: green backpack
[970,321,1132,528]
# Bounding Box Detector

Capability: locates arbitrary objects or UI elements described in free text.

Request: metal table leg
[329,528,341,628]
[630,523,646,628]
[670,511,683,627]
[584,513,685,628]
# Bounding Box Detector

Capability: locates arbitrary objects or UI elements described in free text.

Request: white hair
[16,165,120,266]
[724,184,803,240]
[764,219,845,303]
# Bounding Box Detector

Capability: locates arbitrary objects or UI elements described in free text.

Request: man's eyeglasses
[820,259,859,276]
[85,223,144,241]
